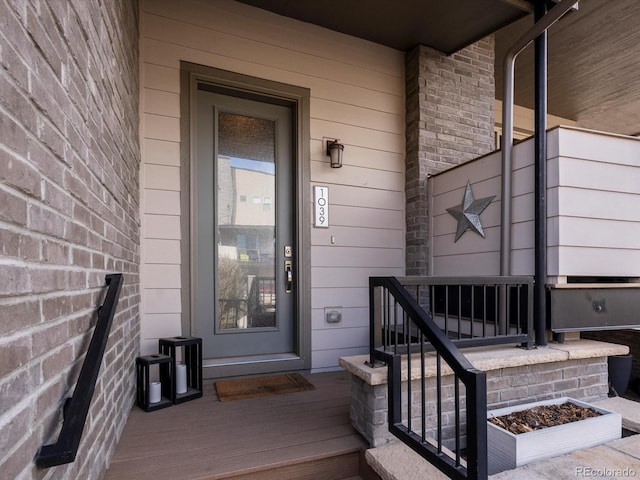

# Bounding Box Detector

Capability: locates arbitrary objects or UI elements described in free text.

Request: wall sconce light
[326,139,344,168]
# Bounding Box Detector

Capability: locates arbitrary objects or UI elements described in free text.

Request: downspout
[534,1,548,346]
[500,0,579,342]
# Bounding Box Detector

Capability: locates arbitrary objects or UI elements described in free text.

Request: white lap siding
[430,127,640,280]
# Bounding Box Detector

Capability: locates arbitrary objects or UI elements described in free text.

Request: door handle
[284,260,293,293]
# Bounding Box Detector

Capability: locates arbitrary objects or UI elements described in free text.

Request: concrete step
[365,443,451,480]
[354,350,640,480]
[593,396,640,432]
[365,431,640,480]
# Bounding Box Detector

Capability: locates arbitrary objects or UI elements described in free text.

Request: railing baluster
[393,295,398,354]
[421,332,426,443]
[436,352,442,454]
[505,284,510,336]
[457,285,462,340]
[429,284,434,320]
[495,285,499,335]
[382,288,386,350]
[455,374,461,467]
[444,286,449,336]
[483,285,487,338]
[386,288,392,350]
[382,287,388,351]
[405,307,409,346]
[470,285,475,339]
[528,280,534,349]
[517,284,522,335]
[407,309,412,433]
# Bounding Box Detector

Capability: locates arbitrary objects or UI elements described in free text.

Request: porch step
[222,445,380,480]
[197,436,367,480]
[223,449,359,480]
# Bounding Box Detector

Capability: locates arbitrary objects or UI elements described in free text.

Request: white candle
[176,363,188,394]
[149,381,161,404]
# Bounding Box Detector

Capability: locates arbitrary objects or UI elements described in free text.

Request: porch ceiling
[238,0,640,136]
[495,0,640,136]
[236,0,533,54]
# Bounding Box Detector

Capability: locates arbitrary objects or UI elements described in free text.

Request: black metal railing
[369,276,492,480]
[36,273,123,468]
[369,276,534,357]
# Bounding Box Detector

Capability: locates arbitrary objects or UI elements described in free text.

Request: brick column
[405,39,496,275]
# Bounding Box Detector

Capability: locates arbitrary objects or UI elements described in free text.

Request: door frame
[180,62,311,377]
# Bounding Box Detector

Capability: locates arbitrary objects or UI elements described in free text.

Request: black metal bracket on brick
[35,273,123,468]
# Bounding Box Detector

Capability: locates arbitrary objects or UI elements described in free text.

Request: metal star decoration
[446,181,495,242]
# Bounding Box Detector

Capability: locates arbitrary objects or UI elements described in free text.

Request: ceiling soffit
[237,0,640,136]
[237,0,532,54]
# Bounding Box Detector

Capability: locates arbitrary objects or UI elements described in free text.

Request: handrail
[370,277,487,480]
[36,273,123,468]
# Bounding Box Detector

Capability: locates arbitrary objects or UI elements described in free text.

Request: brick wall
[0,1,140,479]
[405,39,495,275]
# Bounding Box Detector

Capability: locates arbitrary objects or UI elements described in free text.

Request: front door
[195,83,296,371]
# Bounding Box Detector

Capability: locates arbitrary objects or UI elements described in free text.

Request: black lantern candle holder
[158,336,203,404]
[135,354,173,412]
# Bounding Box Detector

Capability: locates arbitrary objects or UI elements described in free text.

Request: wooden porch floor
[105,370,369,480]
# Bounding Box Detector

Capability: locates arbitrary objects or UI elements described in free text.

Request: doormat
[215,373,315,402]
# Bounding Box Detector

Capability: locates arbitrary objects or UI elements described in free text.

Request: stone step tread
[593,396,640,432]
[490,435,640,479]
[340,340,628,386]
[366,433,640,480]
[365,443,451,480]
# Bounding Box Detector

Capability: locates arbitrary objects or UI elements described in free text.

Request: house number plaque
[314,185,329,228]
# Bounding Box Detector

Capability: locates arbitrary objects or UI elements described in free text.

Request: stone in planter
[487,397,621,475]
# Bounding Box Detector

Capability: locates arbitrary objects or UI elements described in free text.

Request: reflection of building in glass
[217,155,277,329]
[218,156,275,263]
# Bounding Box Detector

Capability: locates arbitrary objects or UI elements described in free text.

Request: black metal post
[465,369,488,480]
[534,0,548,347]
[367,277,377,366]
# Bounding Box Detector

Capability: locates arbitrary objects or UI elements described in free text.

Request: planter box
[487,397,621,475]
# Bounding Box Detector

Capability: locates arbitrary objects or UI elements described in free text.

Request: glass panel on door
[216,112,277,331]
